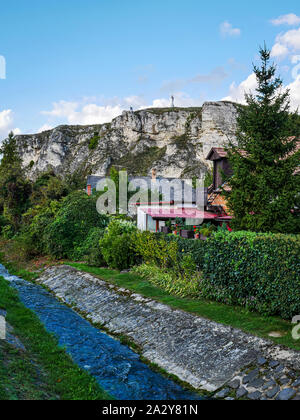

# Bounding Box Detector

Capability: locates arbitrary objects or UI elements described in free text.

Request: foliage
[133,231,201,296]
[0,215,8,235]
[100,219,138,270]
[134,231,178,269]
[45,191,109,259]
[30,172,69,207]
[19,200,62,257]
[88,134,100,150]
[133,229,300,318]
[0,132,32,232]
[225,45,300,233]
[201,231,300,318]
[133,263,200,298]
[197,222,217,237]
[73,227,106,266]
[204,169,213,188]
[115,146,167,176]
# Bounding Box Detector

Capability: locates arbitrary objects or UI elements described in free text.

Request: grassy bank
[0,276,112,400]
[67,263,300,352]
[0,242,299,352]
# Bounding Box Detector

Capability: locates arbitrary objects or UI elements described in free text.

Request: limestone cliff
[15,101,238,180]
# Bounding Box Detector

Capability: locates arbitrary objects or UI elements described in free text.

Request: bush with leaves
[201,230,300,318]
[30,172,69,206]
[45,191,109,259]
[100,219,137,270]
[0,132,32,233]
[18,200,62,256]
[133,231,201,297]
[133,261,200,298]
[73,227,106,266]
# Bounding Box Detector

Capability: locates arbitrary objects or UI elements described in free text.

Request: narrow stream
[0,264,203,400]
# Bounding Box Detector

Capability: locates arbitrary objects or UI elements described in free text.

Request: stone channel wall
[37,265,300,399]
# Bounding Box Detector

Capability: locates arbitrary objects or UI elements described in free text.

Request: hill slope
[15,101,238,180]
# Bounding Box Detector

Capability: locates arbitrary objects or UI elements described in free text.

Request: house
[87,172,209,232]
[206,139,300,216]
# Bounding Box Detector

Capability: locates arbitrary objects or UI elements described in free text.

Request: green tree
[30,171,69,207]
[226,45,300,233]
[44,191,109,258]
[0,132,31,231]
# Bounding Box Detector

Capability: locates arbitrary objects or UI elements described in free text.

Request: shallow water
[0,264,203,400]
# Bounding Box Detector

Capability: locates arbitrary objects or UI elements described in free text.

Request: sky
[0,0,300,139]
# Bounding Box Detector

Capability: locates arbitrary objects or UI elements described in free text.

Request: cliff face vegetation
[14,101,238,180]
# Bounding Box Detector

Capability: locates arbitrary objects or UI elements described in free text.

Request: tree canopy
[225,45,300,233]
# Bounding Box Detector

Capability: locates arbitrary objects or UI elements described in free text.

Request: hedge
[137,231,300,319]
[201,231,300,319]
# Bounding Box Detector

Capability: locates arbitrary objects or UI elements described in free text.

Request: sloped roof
[206,148,228,161]
[206,139,300,162]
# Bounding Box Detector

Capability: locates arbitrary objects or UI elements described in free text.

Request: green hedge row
[200,231,300,319]
[148,231,300,319]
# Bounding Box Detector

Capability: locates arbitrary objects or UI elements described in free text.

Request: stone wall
[37,265,300,397]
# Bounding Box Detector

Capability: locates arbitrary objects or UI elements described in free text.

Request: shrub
[133,231,201,297]
[45,191,109,259]
[100,219,138,270]
[20,200,62,255]
[133,260,200,298]
[133,230,300,318]
[201,231,300,318]
[73,227,106,266]
[9,233,39,260]
[134,231,178,269]
[1,224,15,239]
[88,134,100,150]
[157,233,208,269]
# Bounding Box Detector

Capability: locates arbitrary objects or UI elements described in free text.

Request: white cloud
[38,124,53,133]
[271,27,300,58]
[41,101,78,119]
[223,72,300,112]
[222,73,257,103]
[0,109,20,141]
[41,93,205,129]
[286,75,300,111]
[271,43,289,59]
[291,55,300,64]
[42,101,124,125]
[220,21,241,38]
[271,13,300,26]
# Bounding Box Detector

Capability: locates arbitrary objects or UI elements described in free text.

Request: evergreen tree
[226,45,300,233]
[0,131,31,231]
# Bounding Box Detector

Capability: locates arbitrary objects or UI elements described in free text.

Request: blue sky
[0,0,300,138]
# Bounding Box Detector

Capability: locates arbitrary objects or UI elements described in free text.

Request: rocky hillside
[15,101,238,180]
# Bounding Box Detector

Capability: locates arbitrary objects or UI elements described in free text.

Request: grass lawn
[0,276,112,400]
[67,263,300,352]
[0,243,298,354]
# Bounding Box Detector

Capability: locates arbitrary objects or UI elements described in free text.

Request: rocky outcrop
[15,101,239,180]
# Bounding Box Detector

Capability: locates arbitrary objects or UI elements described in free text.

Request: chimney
[152,168,157,180]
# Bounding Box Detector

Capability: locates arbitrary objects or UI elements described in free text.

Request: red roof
[142,207,219,220]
